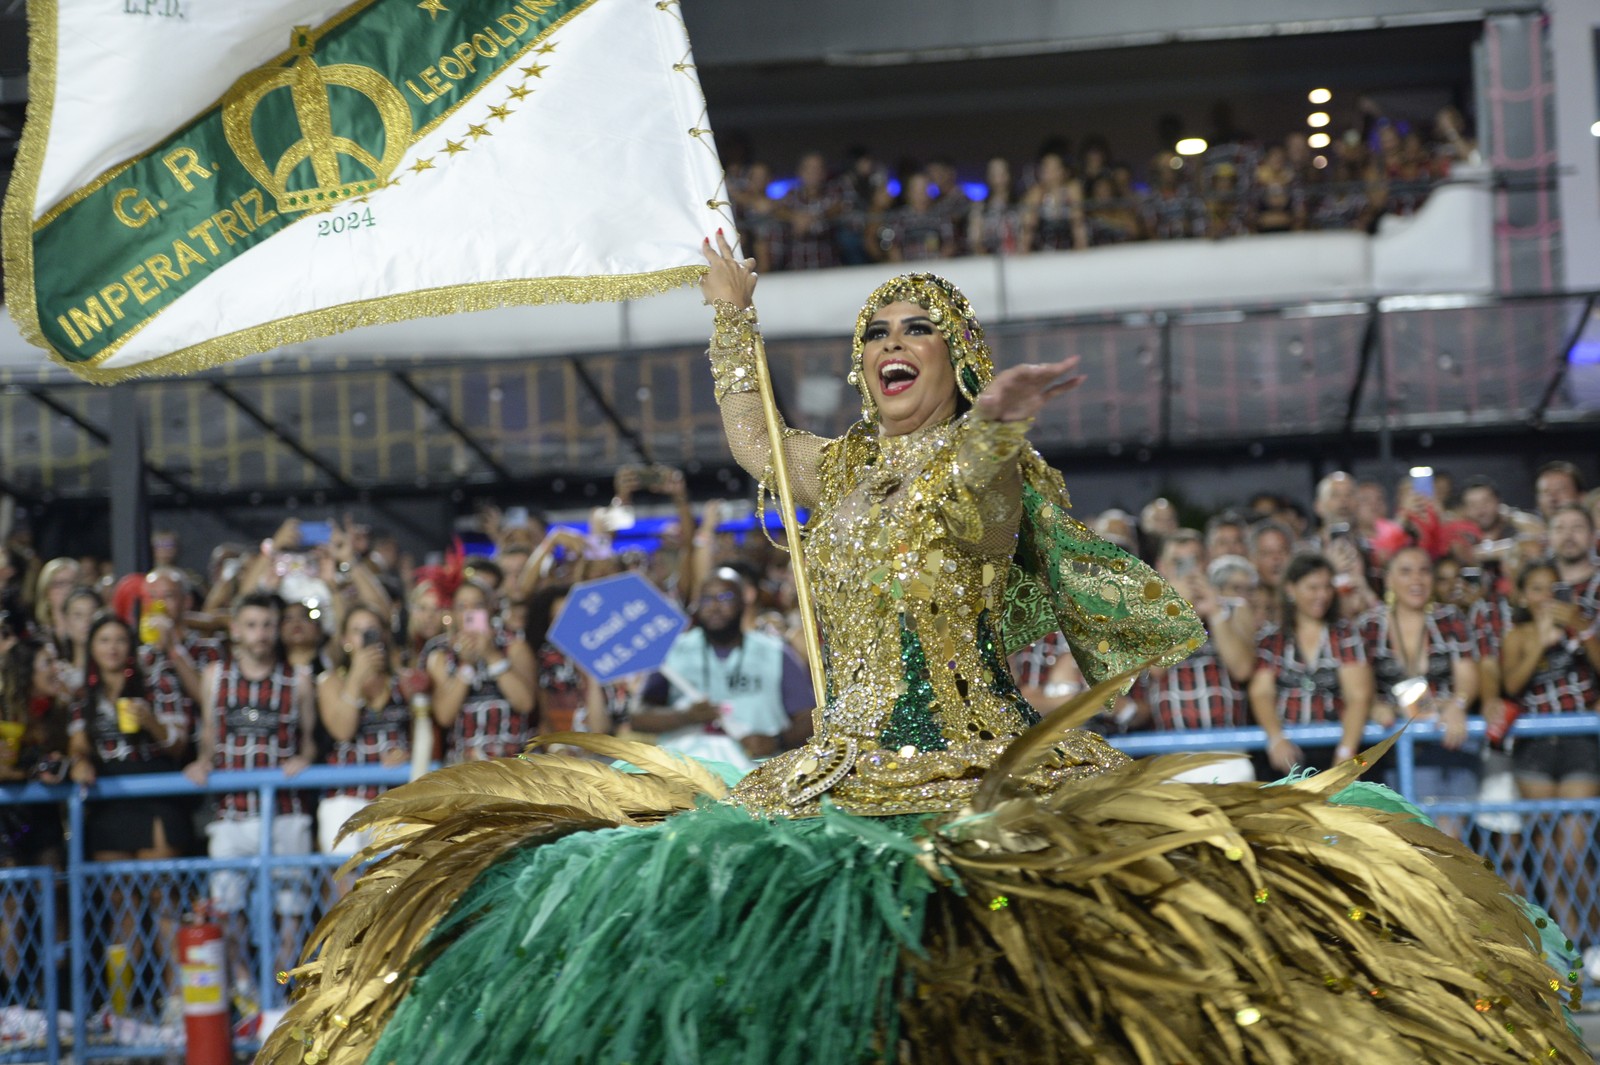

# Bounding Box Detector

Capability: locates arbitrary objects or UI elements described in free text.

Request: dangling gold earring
[955,360,982,403]
[1383,588,1396,608]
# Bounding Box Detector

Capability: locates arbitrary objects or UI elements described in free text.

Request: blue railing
[0,715,1597,1062]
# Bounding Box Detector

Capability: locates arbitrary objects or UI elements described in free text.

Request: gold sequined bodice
[804,419,1026,747]
[729,417,1127,817]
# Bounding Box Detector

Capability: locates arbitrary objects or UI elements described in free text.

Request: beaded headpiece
[848,273,996,423]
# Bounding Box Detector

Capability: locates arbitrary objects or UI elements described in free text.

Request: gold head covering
[847,273,995,421]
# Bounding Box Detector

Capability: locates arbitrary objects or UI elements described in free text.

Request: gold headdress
[847,273,995,420]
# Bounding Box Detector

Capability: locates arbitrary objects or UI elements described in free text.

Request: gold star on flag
[443,139,468,156]
[507,84,533,101]
[487,103,514,122]
[536,42,557,54]
[521,63,548,78]
[417,0,448,18]
[409,156,436,174]
[466,123,492,140]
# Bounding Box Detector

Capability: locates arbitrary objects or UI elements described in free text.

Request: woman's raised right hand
[700,229,757,309]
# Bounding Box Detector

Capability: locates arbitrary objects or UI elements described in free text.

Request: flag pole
[750,334,827,707]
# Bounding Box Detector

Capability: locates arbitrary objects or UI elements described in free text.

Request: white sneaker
[1583,944,1600,983]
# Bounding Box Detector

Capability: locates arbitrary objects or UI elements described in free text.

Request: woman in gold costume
[263,239,1589,1065]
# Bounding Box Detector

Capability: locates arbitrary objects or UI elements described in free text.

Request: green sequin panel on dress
[877,623,950,752]
[977,609,1040,727]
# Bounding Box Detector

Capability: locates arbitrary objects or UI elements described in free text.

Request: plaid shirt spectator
[430,630,530,762]
[137,644,196,750]
[1577,572,1600,617]
[211,654,307,818]
[779,184,842,270]
[1129,638,1248,730]
[887,208,956,262]
[1011,632,1070,692]
[1357,605,1474,699]
[326,675,410,800]
[1468,595,1515,659]
[71,690,184,767]
[1513,637,1599,716]
[1255,620,1366,725]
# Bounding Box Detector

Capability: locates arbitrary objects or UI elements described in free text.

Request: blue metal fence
[0,718,1596,1062]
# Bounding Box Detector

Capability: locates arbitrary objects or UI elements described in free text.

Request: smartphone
[299,520,333,547]
[647,464,677,492]
[1553,583,1574,604]
[1407,466,1434,500]
[1459,567,1482,585]
[1326,522,1351,540]
[361,629,384,648]
[503,506,530,529]
[463,608,490,634]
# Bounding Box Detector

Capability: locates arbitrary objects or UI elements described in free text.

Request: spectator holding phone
[611,464,697,605]
[1498,558,1600,978]
[1248,553,1374,775]
[427,579,536,763]
[1126,532,1254,735]
[1357,546,1479,806]
[317,605,410,855]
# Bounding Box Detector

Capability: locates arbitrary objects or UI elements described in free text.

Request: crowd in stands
[724,105,1479,270]
[1,449,1598,1000]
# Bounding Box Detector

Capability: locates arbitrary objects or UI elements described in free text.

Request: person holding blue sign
[267,247,1589,1065]
[631,568,811,768]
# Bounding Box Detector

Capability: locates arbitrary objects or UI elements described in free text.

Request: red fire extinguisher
[177,906,230,1065]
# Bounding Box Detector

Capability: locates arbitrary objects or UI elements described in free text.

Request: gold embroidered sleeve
[708,301,828,509]
[944,415,1029,554]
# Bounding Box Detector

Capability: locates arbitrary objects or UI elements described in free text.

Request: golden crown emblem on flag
[221,27,413,214]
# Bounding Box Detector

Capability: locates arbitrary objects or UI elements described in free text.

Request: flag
[1,0,727,383]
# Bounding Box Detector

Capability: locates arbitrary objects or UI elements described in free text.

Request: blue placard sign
[546,572,689,684]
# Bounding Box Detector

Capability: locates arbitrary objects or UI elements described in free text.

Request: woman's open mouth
[879,360,919,397]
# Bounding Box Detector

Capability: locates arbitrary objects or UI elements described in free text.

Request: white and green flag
[2,0,726,382]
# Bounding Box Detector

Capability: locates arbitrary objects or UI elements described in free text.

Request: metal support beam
[210,382,358,489]
[1156,312,1173,446]
[568,358,652,464]
[208,382,440,544]
[1531,292,1597,425]
[392,372,514,482]
[108,386,149,577]
[17,386,267,541]
[22,387,195,500]
[1341,301,1382,436]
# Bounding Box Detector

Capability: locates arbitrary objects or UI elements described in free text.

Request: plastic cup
[107,943,131,1016]
[116,698,141,734]
[0,720,24,768]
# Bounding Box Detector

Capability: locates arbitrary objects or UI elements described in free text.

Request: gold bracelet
[708,300,760,401]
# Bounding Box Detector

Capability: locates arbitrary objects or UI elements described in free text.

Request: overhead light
[1312,155,1328,169]
[1175,137,1208,156]
[1591,120,1600,137]
[1309,88,1332,104]
[1307,132,1331,149]
[1307,112,1331,128]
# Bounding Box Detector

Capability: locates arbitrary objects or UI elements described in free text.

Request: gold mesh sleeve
[945,415,1029,555]
[709,301,829,510]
